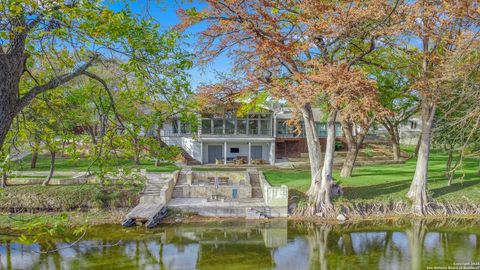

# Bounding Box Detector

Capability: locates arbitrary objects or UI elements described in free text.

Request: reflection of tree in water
[307,224,331,270]
[37,240,62,270]
[5,240,11,270]
[307,224,332,270]
[1,220,480,269]
[476,235,480,260]
[304,222,412,269]
[406,220,426,270]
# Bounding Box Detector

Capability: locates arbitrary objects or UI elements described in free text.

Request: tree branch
[80,70,135,138]
[15,56,97,114]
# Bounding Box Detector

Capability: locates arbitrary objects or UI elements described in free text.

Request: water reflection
[0,219,478,269]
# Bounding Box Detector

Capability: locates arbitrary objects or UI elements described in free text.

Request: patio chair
[219,177,229,185]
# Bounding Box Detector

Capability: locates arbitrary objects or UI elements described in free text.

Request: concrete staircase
[141,178,164,197]
[123,174,172,228]
[179,149,201,165]
[249,172,264,199]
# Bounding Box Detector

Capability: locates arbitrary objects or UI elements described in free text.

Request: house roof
[274,107,326,122]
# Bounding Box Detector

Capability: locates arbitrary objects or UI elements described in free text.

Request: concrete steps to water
[249,172,264,199]
[123,174,172,228]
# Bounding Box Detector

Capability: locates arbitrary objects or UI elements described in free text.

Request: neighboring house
[372,115,423,145]
[399,116,422,145]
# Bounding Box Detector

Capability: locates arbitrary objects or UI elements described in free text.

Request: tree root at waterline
[291,200,480,219]
[295,180,339,218]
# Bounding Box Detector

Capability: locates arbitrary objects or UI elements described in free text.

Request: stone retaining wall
[258,171,288,207]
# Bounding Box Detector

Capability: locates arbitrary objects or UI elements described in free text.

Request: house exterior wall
[161,131,202,161]
[160,109,421,163]
[399,116,422,145]
[201,141,273,164]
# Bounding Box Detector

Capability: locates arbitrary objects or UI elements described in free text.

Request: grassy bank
[0,184,143,212]
[0,209,130,229]
[264,149,480,205]
[12,154,179,173]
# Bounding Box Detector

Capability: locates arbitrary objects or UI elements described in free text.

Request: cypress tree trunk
[340,119,368,178]
[302,103,323,199]
[445,148,453,178]
[407,103,435,215]
[340,143,359,177]
[0,35,27,151]
[1,170,7,188]
[311,110,337,213]
[392,138,401,161]
[447,157,460,186]
[391,126,401,161]
[134,137,141,165]
[31,149,39,169]
[414,134,422,158]
[42,150,56,186]
[87,125,97,145]
[382,120,401,161]
[0,114,14,152]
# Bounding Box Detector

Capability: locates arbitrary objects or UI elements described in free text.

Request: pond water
[0,219,479,270]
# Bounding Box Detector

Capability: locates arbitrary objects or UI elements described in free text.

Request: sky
[108,0,232,91]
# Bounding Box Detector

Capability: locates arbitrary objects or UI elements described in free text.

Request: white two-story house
[160,106,347,165]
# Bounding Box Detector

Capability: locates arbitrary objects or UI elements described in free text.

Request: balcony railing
[276,131,343,138]
[276,132,305,138]
[200,129,273,137]
[161,130,274,137]
[160,131,197,137]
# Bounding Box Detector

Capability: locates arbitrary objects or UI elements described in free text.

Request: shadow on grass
[430,178,480,198]
[342,179,412,200]
[348,170,413,177]
[343,177,480,201]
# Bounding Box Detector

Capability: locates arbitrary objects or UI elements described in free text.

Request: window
[277,121,287,135]
[225,119,235,134]
[201,119,211,134]
[237,119,247,134]
[260,119,270,135]
[316,123,327,137]
[249,119,258,135]
[180,122,189,134]
[410,121,417,129]
[230,147,240,153]
[213,119,224,134]
[172,121,178,134]
[335,123,343,137]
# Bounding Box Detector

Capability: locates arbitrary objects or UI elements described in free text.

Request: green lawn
[264,149,480,203]
[12,154,179,173]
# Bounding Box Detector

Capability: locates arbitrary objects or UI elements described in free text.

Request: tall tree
[0,0,189,150]
[365,48,419,161]
[401,1,479,214]
[181,0,394,213]
[433,35,480,185]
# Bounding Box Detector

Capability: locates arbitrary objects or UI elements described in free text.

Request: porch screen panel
[237,119,247,134]
[260,119,270,135]
[316,123,327,137]
[335,123,343,137]
[225,119,235,134]
[201,119,212,134]
[213,119,224,134]
[249,119,258,135]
